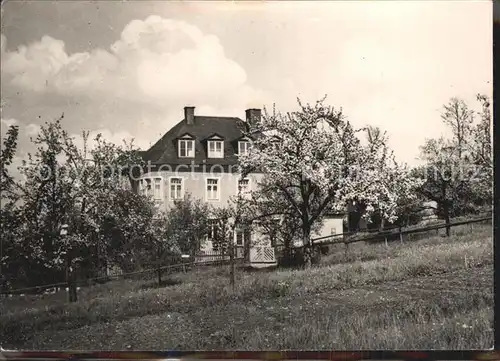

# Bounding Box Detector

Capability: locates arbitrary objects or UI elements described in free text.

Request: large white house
[135,106,344,263]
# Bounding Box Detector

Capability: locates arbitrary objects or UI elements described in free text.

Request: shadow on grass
[240,265,278,273]
[140,278,183,290]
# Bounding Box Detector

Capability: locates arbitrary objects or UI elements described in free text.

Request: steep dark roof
[142,115,250,166]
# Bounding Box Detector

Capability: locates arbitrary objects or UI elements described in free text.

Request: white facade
[313,216,345,241]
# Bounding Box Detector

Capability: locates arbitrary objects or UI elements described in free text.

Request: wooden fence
[0,250,247,296]
[310,213,492,248]
[1,213,492,296]
[194,246,245,263]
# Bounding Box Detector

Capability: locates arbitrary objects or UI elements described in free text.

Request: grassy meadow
[0,221,493,350]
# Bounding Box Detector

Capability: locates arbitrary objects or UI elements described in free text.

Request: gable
[177,132,195,140]
[204,133,225,141]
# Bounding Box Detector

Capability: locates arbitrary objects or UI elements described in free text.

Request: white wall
[313,216,344,243]
[138,170,263,213]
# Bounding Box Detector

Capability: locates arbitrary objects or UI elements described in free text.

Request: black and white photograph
[0,0,493,351]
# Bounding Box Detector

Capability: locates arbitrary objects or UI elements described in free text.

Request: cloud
[0,3,492,167]
[71,128,152,154]
[1,16,264,110]
[0,15,268,163]
[1,118,21,141]
[1,117,18,129]
[25,123,41,137]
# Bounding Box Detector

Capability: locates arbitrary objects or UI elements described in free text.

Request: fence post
[399,226,403,244]
[384,236,388,247]
[229,238,235,290]
[344,241,349,260]
[156,247,162,285]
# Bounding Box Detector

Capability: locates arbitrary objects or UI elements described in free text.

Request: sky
[0,0,493,170]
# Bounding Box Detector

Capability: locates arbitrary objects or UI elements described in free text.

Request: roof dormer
[176,133,195,158]
[204,133,225,159]
[205,133,225,141]
[233,135,252,156]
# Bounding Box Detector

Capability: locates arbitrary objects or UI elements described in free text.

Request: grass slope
[0,222,493,350]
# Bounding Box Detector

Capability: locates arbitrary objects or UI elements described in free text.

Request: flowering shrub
[0,119,168,291]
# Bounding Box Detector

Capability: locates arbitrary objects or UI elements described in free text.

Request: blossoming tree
[0,118,165,299]
[415,95,492,236]
[238,97,420,266]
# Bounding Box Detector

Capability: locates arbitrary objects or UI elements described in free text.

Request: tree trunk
[284,247,292,267]
[69,271,77,303]
[443,195,451,237]
[95,243,100,279]
[444,205,451,237]
[66,254,77,303]
[157,246,162,285]
[379,218,385,232]
[441,180,451,237]
[244,229,251,262]
[303,245,313,268]
[220,241,225,266]
[229,241,235,290]
[282,237,292,266]
[302,232,312,268]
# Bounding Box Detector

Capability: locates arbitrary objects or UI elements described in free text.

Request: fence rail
[1,253,246,296]
[1,213,492,296]
[310,214,492,247]
[195,246,245,261]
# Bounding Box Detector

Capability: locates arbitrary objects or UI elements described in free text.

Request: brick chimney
[245,108,261,126]
[184,106,195,125]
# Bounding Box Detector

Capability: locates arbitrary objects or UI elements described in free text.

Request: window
[178,139,195,158]
[208,140,224,158]
[206,178,220,201]
[237,178,251,197]
[235,231,244,246]
[139,177,163,200]
[207,220,218,240]
[169,177,184,200]
[139,178,151,196]
[234,228,250,247]
[207,220,227,253]
[153,178,162,200]
[238,141,251,155]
